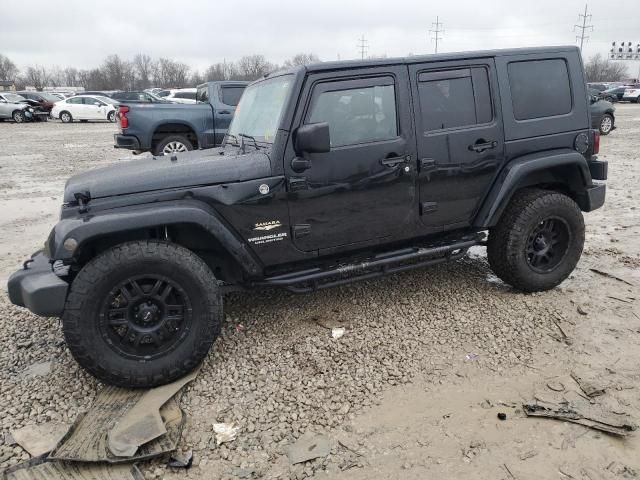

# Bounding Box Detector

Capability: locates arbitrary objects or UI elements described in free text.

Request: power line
[429,16,444,54]
[357,35,369,60]
[574,4,593,51]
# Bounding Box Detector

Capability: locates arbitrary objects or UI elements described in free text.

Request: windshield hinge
[74,191,91,213]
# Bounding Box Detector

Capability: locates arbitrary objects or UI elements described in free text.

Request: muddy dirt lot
[1,108,639,479]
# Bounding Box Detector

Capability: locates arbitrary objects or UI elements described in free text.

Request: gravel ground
[1,108,639,479]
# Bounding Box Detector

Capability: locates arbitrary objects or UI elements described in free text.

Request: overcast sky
[1,0,639,72]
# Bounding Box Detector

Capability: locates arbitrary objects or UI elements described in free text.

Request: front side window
[228,75,293,143]
[306,82,397,147]
[508,59,572,120]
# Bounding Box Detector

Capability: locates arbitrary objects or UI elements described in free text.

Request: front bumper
[114,133,141,150]
[7,251,69,317]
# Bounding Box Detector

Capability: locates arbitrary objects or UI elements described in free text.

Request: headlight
[28,107,34,112]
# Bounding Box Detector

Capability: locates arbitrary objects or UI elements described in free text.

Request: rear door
[408,58,504,230]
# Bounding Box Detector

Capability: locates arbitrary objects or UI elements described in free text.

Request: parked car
[51,95,117,123]
[163,88,197,104]
[587,83,608,92]
[622,85,640,103]
[600,86,626,102]
[110,91,171,104]
[114,81,248,155]
[15,91,60,113]
[0,92,39,122]
[8,46,607,387]
[589,95,616,135]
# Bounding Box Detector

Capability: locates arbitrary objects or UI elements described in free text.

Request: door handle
[380,155,410,167]
[218,110,231,115]
[468,140,497,153]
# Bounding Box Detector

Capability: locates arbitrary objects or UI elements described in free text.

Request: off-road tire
[60,111,73,123]
[153,135,193,156]
[12,110,25,123]
[62,241,222,387]
[487,189,585,292]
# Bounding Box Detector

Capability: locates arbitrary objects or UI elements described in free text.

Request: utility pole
[357,35,369,60]
[429,16,444,54]
[574,4,593,51]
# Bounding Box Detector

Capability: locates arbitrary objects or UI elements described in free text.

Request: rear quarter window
[508,59,572,120]
[221,86,245,106]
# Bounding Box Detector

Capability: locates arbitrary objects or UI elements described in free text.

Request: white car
[163,88,197,104]
[622,86,640,103]
[52,95,117,123]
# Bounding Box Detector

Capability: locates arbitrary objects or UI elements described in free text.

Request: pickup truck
[114,81,248,156]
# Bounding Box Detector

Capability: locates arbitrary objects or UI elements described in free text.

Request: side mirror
[295,122,330,154]
[590,95,599,104]
[0,98,6,103]
[94,102,101,106]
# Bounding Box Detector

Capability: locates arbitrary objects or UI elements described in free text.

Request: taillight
[593,130,600,154]
[118,106,129,129]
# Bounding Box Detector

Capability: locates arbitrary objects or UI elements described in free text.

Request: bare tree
[236,55,275,81]
[63,67,79,87]
[133,53,153,89]
[22,65,50,89]
[0,54,19,80]
[585,54,629,82]
[100,54,135,90]
[283,53,320,68]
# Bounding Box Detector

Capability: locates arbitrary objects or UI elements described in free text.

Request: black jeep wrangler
[8,46,607,387]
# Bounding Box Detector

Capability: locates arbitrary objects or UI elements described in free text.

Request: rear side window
[174,91,196,99]
[197,86,209,103]
[417,68,493,131]
[68,97,83,104]
[508,59,572,120]
[221,86,245,106]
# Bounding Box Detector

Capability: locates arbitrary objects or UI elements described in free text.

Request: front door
[286,67,417,252]
[408,59,504,230]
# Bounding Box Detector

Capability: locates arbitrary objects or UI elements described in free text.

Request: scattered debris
[51,386,186,462]
[168,449,193,469]
[20,361,53,380]
[108,369,199,457]
[10,422,71,457]
[519,450,538,461]
[607,295,632,304]
[2,458,144,480]
[503,463,516,479]
[286,433,330,464]
[571,371,606,398]
[479,399,493,409]
[589,268,633,286]
[523,394,637,436]
[576,305,588,316]
[497,412,507,421]
[546,381,565,392]
[233,467,257,478]
[464,352,479,361]
[331,327,346,339]
[213,423,239,446]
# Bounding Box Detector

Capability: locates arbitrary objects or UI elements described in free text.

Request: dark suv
[8,46,607,387]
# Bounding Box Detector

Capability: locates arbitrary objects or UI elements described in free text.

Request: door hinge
[293,224,311,239]
[420,202,438,215]
[288,177,308,192]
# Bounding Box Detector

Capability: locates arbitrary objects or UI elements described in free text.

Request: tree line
[0,52,320,91]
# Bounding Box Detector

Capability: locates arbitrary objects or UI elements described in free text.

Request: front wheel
[62,241,222,387]
[599,114,614,135]
[487,189,585,292]
[107,111,116,122]
[12,110,25,123]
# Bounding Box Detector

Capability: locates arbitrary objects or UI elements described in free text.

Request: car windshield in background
[95,95,115,104]
[227,75,292,143]
[40,93,62,102]
[3,93,26,103]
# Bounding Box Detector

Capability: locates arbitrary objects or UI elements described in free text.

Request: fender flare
[151,119,200,143]
[473,149,592,228]
[49,200,263,276]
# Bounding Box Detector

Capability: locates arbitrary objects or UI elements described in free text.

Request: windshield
[95,95,115,104]
[3,93,26,103]
[228,75,293,143]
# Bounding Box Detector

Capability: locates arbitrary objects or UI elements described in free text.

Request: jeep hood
[64,148,271,203]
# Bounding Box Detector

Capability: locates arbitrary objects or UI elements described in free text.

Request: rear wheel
[488,189,585,292]
[62,241,222,387]
[599,114,614,135]
[12,110,25,123]
[60,111,73,123]
[153,135,193,156]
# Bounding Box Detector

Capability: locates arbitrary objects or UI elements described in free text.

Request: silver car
[0,92,34,123]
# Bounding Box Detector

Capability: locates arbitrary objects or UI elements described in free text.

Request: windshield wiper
[223,133,240,147]
[238,133,260,151]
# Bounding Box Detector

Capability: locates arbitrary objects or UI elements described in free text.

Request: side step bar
[258,234,483,293]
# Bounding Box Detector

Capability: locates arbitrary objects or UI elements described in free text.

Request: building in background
[0,80,16,92]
